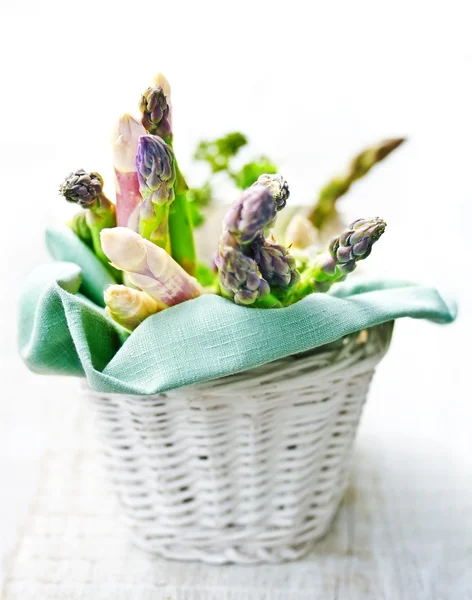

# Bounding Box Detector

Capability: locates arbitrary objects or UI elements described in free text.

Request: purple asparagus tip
[59,169,104,208]
[218,246,270,305]
[135,134,176,205]
[139,85,172,139]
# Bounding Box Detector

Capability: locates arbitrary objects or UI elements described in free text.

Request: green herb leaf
[194,132,248,173]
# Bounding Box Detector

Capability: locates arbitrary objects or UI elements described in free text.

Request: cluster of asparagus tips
[307,138,405,229]
[216,174,298,307]
[59,170,118,276]
[288,217,386,302]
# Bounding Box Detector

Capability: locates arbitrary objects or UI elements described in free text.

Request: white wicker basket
[85,321,393,564]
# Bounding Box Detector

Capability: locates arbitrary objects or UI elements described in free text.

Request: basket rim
[85,321,394,399]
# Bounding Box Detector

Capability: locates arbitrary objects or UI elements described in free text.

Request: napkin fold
[18,226,457,395]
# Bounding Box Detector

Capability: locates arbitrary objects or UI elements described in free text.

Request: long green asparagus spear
[68,211,93,249]
[139,74,196,275]
[307,138,405,229]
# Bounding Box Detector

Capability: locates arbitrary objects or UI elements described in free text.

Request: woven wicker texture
[86,322,393,564]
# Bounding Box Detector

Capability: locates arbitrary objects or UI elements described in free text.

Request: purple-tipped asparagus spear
[223,185,277,246]
[139,85,172,142]
[223,174,290,247]
[138,73,196,275]
[288,217,387,301]
[59,170,119,278]
[255,173,290,210]
[111,114,147,231]
[136,134,176,251]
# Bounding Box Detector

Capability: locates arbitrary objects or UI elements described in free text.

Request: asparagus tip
[376,137,407,160]
[59,169,103,208]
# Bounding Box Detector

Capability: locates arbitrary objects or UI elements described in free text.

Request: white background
[0,0,471,591]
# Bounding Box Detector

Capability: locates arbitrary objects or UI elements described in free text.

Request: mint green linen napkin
[18,226,457,395]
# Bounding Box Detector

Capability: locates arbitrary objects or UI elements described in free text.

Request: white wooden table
[1,313,471,599]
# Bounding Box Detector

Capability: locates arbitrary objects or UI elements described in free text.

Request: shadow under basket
[85,321,394,564]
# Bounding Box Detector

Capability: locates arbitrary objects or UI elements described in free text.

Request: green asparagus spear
[307,138,405,229]
[139,75,196,274]
[68,211,93,249]
[135,134,176,252]
[287,217,386,303]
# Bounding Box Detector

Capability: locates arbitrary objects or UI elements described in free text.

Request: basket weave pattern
[86,322,392,564]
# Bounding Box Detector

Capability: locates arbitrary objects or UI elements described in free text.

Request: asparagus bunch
[59,170,120,278]
[58,73,394,324]
[138,74,196,275]
[307,138,405,230]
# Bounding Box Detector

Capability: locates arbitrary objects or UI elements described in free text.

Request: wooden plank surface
[1,325,471,600]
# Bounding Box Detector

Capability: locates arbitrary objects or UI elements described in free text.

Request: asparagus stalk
[168,164,197,274]
[139,75,196,275]
[68,211,93,249]
[59,170,120,278]
[111,114,147,230]
[287,217,386,302]
[100,227,201,307]
[104,284,161,330]
[307,138,405,229]
[135,134,176,252]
